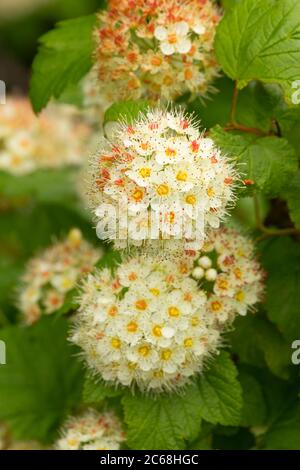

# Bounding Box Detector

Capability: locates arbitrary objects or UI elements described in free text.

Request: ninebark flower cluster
[18,229,102,324]
[0,98,91,175]
[91,0,220,104]
[87,108,237,251]
[71,230,264,391]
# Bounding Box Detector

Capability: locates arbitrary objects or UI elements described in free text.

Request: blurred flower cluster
[0,98,91,175]
[18,229,102,324]
[55,410,125,450]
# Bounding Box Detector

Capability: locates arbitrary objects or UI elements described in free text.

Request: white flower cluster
[18,229,102,325]
[88,109,237,251]
[93,0,221,104]
[0,98,91,175]
[71,255,221,391]
[56,410,125,450]
[191,227,265,324]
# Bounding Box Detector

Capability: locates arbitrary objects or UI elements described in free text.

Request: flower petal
[176,38,192,54]
[154,26,167,40]
[160,42,175,56]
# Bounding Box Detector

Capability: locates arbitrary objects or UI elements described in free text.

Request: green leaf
[0,203,96,261]
[277,107,300,151]
[190,80,283,133]
[83,374,122,405]
[263,401,300,450]
[262,237,300,342]
[213,427,255,450]
[122,384,202,450]
[230,315,292,379]
[239,368,267,427]
[104,100,150,125]
[210,126,298,196]
[0,317,84,442]
[215,0,300,102]
[0,168,84,212]
[252,368,298,428]
[281,170,300,229]
[29,15,96,113]
[196,351,243,426]
[221,0,242,10]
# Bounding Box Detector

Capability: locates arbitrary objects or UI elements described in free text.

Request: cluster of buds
[87,108,237,251]
[18,229,102,324]
[55,410,125,450]
[91,0,221,105]
[191,227,265,324]
[0,98,91,175]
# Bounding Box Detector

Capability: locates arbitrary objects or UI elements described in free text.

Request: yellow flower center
[67,439,79,446]
[128,272,137,281]
[168,306,180,317]
[191,316,199,326]
[108,306,118,317]
[176,170,188,181]
[163,75,174,86]
[138,345,150,357]
[140,142,149,151]
[153,370,164,378]
[165,147,177,157]
[132,189,144,202]
[168,33,178,44]
[185,194,196,205]
[127,321,138,333]
[156,184,170,196]
[207,187,215,198]
[219,279,229,290]
[139,167,151,178]
[211,301,222,312]
[234,268,242,279]
[151,56,163,66]
[235,291,245,302]
[111,337,121,349]
[184,69,193,80]
[161,349,172,360]
[184,338,193,348]
[135,299,148,310]
[149,288,160,296]
[128,362,137,370]
[128,78,140,90]
[152,325,162,337]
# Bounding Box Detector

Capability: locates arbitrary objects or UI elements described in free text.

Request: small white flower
[155,22,191,56]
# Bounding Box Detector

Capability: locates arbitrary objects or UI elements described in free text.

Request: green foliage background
[1,0,300,450]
